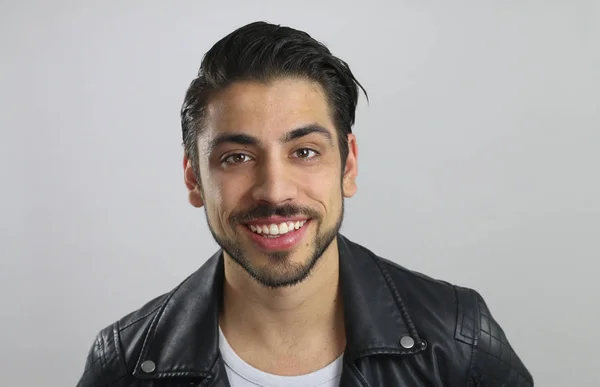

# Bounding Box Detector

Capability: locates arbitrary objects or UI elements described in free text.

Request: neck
[219,240,346,375]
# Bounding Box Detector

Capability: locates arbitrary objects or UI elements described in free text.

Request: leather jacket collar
[131,234,427,379]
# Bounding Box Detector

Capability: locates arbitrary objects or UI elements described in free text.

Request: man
[77,21,533,386]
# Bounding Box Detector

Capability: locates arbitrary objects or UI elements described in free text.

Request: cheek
[208,175,250,217]
[301,170,343,210]
[218,174,251,199]
[202,166,242,203]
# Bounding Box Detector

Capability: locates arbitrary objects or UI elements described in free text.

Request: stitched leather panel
[455,286,479,346]
[76,325,126,387]
[471,292,534,386]
[77,334,108,387]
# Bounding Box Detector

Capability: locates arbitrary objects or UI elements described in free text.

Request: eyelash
[221,148,320,165]
[222,153,254,165]
[292,148,319,160]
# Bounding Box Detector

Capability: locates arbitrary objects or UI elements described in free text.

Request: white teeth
[279,222,288,234]
[248,220,308,236]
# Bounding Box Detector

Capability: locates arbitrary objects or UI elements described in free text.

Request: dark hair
[180,21,367,179]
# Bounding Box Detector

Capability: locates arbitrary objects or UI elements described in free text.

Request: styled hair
[180,21,367,178]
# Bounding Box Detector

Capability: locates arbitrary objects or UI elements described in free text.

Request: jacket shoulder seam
[453,286,479,346]
[97,334,110,386]
[106,322,128,385]
[112,321,129,377]
[453,286,479,385]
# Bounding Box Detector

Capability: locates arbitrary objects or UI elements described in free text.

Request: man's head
[181,22,366,288]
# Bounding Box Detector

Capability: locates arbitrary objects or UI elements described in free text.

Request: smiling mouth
[246,220,309,238]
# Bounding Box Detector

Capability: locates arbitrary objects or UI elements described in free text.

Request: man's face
[184,78,358,288]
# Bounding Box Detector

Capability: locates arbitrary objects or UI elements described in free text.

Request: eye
[292,148,319,159]
[223,153,254,165]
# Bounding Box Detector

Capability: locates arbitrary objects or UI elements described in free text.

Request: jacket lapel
[131,250,225,381]
[339,360,370,387]
[204,357,231,387]
[338,235,425,361]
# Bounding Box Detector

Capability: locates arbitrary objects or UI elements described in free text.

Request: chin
[232,249,321,289]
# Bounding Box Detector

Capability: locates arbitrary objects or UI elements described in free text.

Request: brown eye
[224,153,253,164]
[294,148,318,159]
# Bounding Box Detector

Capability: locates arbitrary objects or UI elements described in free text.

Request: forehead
[203,78,334,141]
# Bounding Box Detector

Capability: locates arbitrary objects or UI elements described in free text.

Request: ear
[183,155,204,208]
[342,134,358,198]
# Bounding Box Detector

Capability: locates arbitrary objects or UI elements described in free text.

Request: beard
[204,199,344,289]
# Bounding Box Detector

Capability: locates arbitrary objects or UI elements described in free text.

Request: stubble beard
[204,199,345,289]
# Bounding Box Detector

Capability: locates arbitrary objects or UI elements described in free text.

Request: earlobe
[183,156,204,208]
[189,187,204,208]
[343,174,357,198]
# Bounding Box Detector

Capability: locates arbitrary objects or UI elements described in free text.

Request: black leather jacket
[77,235,533,386]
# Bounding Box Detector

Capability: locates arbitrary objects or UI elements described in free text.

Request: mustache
[229,203,321,224]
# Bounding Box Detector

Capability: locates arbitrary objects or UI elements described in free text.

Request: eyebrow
[207,124,333,153]
[280,125,333,144]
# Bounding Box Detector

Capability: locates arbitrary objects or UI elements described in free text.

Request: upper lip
[243,216,310,225]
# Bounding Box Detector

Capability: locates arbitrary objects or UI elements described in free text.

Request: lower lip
[244,221,311,251]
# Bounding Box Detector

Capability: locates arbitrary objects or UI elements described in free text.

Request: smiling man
[77,22,533,387]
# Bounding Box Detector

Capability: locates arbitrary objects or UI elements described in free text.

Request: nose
[251,158,297,205]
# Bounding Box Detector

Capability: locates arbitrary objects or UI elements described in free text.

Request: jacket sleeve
[466,289,534,386]
[76,324,126,387]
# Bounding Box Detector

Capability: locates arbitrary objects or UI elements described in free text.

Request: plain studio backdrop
[1,1,598,386]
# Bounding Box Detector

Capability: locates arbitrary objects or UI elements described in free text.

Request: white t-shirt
[218,327,343,387]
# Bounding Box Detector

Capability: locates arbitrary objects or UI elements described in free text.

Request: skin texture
[183,77,359,375]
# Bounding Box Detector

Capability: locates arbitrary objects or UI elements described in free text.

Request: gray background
[2,1,598,386]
